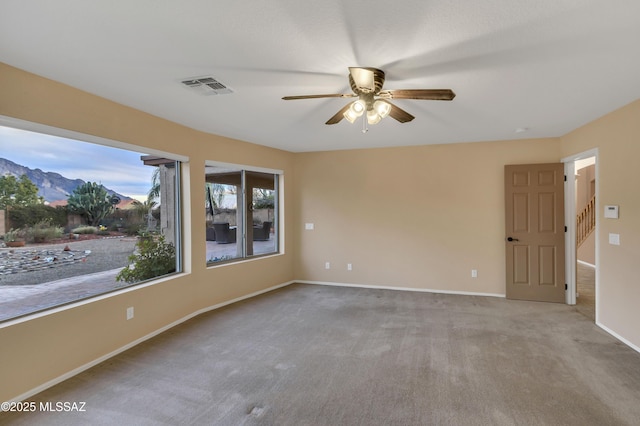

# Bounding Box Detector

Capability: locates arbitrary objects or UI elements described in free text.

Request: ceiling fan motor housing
[348,67,386,95]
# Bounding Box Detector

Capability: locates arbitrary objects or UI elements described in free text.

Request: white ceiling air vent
[181,76,233,95]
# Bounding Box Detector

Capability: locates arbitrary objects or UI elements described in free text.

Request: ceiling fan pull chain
[362,115,368,133]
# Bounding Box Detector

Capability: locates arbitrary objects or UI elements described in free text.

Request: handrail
[577,195,596,247]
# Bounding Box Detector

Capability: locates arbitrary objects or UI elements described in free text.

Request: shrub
[3,228,25,242]
[124,222,144,236]
[71,225,97,234]
[8,204,67,228]
[24,220,64,243]
[116,235,176,284]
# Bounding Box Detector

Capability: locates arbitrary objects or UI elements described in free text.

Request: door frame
[562,148,599,314]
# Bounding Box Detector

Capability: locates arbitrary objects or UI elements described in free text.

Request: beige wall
[560,99,640,349]
[578,231,596,265]
[576,164,596,211]
[1,61,639,402]
[0,63,295,402]
[293,139,562,294]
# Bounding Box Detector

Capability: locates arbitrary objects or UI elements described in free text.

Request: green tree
[206,183,226,209]
[132,198,158,231]
[253,188,274,209]
[132,198,156,219]
[67,182,115,226]
[148,167,160,203]
[0,174,43,209]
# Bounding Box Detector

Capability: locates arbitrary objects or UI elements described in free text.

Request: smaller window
[205,165,279,264]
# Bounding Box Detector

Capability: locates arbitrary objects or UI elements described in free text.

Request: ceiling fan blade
[349,67,376,92]
[325,103,353,125]
[379,89,456,101]
[282,93,355,100]
[387,102,415,123]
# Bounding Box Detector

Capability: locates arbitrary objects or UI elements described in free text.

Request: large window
[0,122,183,322]
[205,164,279,264]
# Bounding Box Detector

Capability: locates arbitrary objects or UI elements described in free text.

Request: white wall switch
[325,262,330,269]
[305,223,314,230]
[126,306,134,320]
[609,233,620,245]
[347,263,352,271]
[471,269,478,278]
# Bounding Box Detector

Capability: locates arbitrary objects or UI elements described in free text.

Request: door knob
[507,237,519,242]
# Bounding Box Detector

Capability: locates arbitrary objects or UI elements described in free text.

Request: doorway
[574,156,596,320]
[563,149,598,321]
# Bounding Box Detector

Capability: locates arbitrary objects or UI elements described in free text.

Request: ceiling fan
[282,67,455,126]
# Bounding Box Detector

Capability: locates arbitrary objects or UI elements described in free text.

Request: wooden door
[505,163,565,302]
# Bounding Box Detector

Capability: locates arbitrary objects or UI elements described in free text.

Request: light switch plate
[609,233,620,245]
[305,223,314,230]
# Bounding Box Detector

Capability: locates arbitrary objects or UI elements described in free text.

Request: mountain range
[0,157,130,203]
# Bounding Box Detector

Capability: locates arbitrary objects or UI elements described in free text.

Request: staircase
[577,195,596,247]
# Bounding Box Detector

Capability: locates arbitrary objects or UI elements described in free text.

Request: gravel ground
[0,237,138,286]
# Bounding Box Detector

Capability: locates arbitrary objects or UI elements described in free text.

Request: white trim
[577,259,596,269]
[561,148,599,319]
[11,277,640,404]
[297,280,506,298]
[563,160,577,305]
[204,159,283,175]
[205,253,284,269]
[7,280,296,403]
[597,322,640,355]
[561,148,599,164]
[0,272,190,329]
[0,115,189,162]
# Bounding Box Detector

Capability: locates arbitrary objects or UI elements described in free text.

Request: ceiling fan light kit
[283,67,455,130]
[343,99,366,123]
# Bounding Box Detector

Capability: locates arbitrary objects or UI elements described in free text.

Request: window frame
[0,115,187,323]
[205,160,282,266]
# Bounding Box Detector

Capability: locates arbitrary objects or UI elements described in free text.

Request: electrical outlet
[471,269,478,278]
[325,262,330,269]
[126,306,134,320]
[347,263,352,271]
[305,223,314,230]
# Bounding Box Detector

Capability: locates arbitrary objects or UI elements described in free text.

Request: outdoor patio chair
[213,222,236,244]
[253,221,272,241]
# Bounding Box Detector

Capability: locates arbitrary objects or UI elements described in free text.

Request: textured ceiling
[1,1,640,152]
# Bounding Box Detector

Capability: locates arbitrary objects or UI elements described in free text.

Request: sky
[0,125,155,202]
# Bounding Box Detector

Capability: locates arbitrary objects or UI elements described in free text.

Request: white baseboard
[596,322,640,355]
[296,280,506,298]
[9,280,296,404]
[14,278,640,404]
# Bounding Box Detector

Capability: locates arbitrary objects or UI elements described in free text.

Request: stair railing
[577,195,596,247]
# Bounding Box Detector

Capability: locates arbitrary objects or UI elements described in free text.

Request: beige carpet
[2,283,640,425]
[576,262,596,321]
